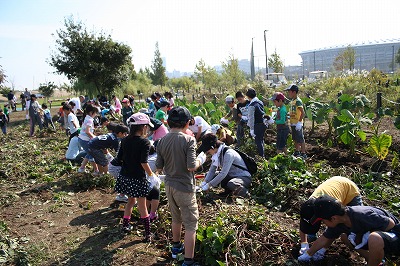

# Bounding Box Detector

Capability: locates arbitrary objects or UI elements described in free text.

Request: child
[211,124,236,146]
[3,104,9,122]
[63,104,80,143]
[87,124,129,175]
[57,102,66,130]
[114,112,156,241]
[0,109,7,135]
[155,101,169,125]
[149,117,169,147]
[285,84,307,158]
[77,104,100,173]
[270,92,289,154]
[41,103,55,130]
[156,106,206,265]
[235,91,250,146]
[121,98,133,126]
[28,94,43,137]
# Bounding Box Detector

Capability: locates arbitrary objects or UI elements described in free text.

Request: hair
[100,117,109,124]
[150,94,157,100]
[246,88,256,99]
[106,122,116,132]
[149,145,156,155]
[235,91,245,98]
[167,119,188,129]
[128,124,145,137]
[85,104,99,116]
[60,101,65,106]
[114,124,129,135]
[154,92,162,98]
[112,95,116,99]
[69,101,76,107]
[201,133,223,150]
[41,103,47,109]
[62,104,72,111]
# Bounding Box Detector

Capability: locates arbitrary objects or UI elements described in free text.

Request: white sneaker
[115,194,128,202]
[78,168,85,173]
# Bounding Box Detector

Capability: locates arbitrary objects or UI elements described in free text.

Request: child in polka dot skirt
[114,112,157,241]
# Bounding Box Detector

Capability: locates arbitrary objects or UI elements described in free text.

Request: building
[299,38,400,75]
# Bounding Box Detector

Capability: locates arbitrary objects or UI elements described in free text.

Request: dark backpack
[222,147,257,175]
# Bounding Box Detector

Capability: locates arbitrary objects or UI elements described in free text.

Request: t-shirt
[311,176,360,205]
[28,101,41,117]
[289,96,304,125]
[66,136,83,160]
[155,109,167,121]
[78,115,94,141]
[237,100,250,117]
[188,116,211,134]
[0,114,7,127]
[156,132,197,193]
[88,133,120,151]
[323,206,399,239]
[275,105,288,125]
[69,98,81,113]
[153,124,169,141]
[116,136,150,180]
[114,98,122,111]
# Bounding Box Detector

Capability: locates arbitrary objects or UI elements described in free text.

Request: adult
[299,176,362,259]
[28,94,43,136]
[246,88,266,157]
[299,195,400,266]
[198,133,251,197]
[235,91,250,146]
[223,95,239,125]
[188,115,212,142]
[7,91,16,111]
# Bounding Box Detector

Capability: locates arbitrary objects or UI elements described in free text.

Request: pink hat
[121,98,129,103]
[126,113,154,127]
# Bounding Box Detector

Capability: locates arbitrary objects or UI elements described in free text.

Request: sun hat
[269,92,286,101]
[167,106,191,122]
[121,98,129,103]
[126,113,154,127]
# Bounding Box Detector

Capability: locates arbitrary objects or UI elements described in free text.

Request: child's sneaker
[115,194,128,202]
[293,151,301,157]
[77,167,85,173]
[149,212,158,222]
[300,153,308,159]
[171,243,184,259]
[182,261,200,266]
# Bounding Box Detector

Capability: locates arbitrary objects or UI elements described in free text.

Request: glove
[106,153,114,162]
[220,118,229,125]
[148,173,161,189]
[348,232,357,247]
[312,248,326,261]
[355,232,370,249]
[200,181,207,187]
[250,129,255,138]
[201,182,210,191]
[196,152,206,165]
[241,116,248,121]
[299,242,309,255]
[267,118,274,125]
[298,251,312,262]
[295,122,303,131]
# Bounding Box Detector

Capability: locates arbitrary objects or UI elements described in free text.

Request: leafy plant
[366,125,392,161]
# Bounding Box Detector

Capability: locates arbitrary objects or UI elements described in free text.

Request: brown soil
[1,110,399,265]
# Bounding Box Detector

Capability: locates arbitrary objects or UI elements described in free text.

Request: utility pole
[264,30,268,75]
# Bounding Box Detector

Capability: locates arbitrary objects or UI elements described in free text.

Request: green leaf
[357,130,367,141]
[367,133,392,160]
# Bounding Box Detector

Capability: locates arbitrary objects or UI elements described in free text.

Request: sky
[1,0,399,90]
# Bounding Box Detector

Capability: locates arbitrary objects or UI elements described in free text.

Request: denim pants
[236,122,245,146]
[254,123,266,157]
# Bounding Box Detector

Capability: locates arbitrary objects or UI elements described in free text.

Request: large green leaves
[367,133,392,160]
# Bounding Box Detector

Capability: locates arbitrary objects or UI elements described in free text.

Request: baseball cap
[300,198,321,234]
[284,84,299,92]
[269,92,285,101]
[225,95,234,103]
[31,94,37,98]
[310,195,344,225]
[197,133,218,153]
[126,113,154,127]
[121,98,129,103]
[168,106,191,122]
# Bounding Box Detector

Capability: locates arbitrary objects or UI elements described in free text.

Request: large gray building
[299,38,400,75]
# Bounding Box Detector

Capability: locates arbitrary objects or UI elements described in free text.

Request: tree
[49,17,134,96]
[396,48,400,65]
[38,81,57,100]
[333,45,356,71]
[0,63,6,87]
[150,42,168,87]
[268,49,284,73]
[221,54,246,90]
[194,59,221,90]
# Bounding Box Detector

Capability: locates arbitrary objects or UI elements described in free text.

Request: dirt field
[0,109,400,266]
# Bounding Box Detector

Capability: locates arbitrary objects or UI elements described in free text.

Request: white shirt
[67,113,79,134]
[66,136,83,160]
[69,98,81,113]
[189,116,211,134]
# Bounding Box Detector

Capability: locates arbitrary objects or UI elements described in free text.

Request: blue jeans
[254,123,266,157]
[1,125,6,135]
[78,138,93,160]
[236,121,245,146]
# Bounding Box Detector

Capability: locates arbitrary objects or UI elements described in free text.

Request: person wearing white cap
[188,115,212,142]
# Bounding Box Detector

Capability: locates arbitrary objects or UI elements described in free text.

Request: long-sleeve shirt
[205,145,251,187]
[247,97,265,130]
